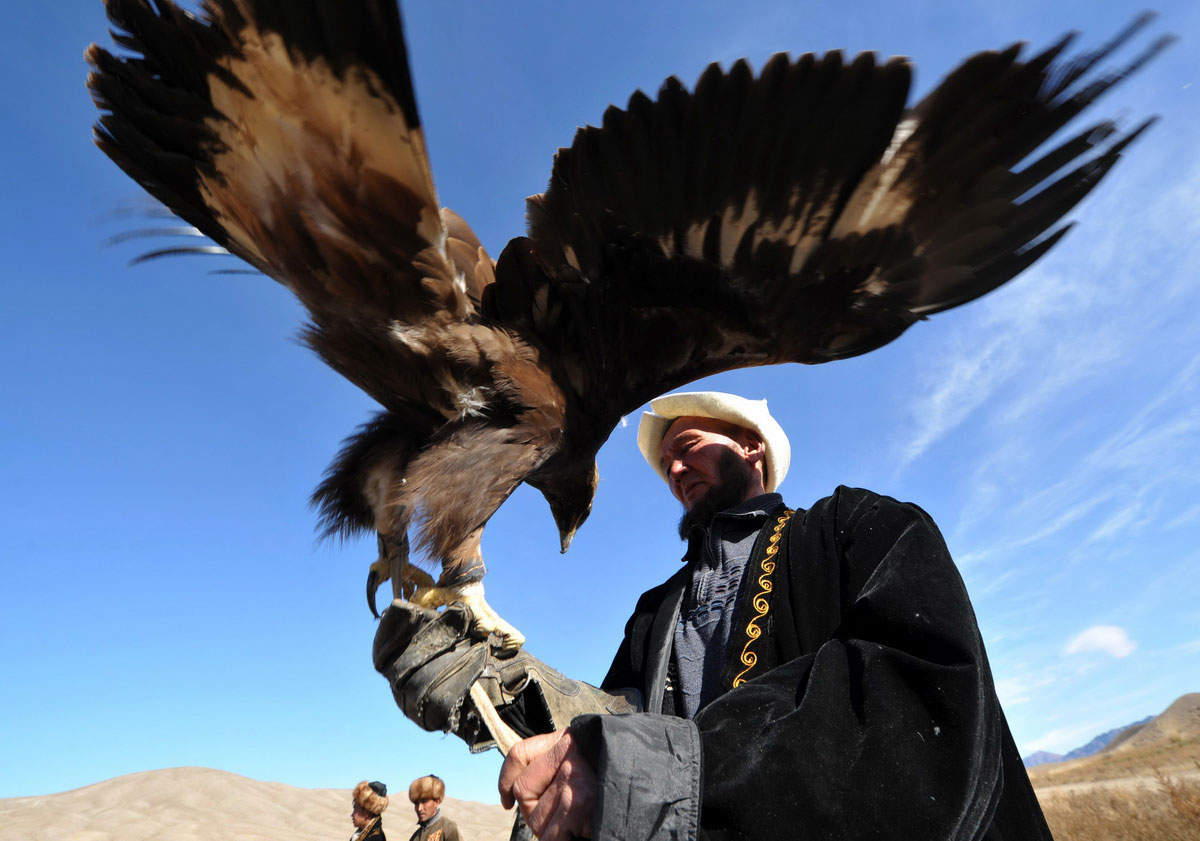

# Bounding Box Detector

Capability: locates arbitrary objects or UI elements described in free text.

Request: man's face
[659,416,762,510]
[351,804,373,828]
[413,797,440,822]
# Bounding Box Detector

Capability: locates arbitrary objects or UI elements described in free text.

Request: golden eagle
[86,0,1169,647]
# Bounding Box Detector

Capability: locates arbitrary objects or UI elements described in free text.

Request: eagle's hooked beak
[544,461,598,555]
[559,528,577,554]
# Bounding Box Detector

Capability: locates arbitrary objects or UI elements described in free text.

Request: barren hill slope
[1029,693,1200,792]
[0,767,515,841]
[1106,692,1200,754]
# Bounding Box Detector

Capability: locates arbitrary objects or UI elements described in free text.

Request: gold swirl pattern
[732,509,794,687]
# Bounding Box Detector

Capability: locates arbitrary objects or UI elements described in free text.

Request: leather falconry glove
[373,600,641,752]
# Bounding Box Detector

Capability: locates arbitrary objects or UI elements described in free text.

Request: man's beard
[677,449,755,539]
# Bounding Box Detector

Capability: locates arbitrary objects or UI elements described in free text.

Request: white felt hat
[637,391,790,491]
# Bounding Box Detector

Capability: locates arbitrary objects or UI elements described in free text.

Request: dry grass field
[1037,771,1200,841]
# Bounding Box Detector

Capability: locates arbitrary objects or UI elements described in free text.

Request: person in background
[350,780,389,841]
[408,775,461,841]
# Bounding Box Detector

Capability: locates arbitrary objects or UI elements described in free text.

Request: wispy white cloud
[1085,497,1145,544]
[962,567,1020,596]
[1063,625,1137,658]
[1120,550,1200,626]
[950,347,1200,571]
[995,339,1121,428]
[1014,494,1113,550]
[894,253,1110,470]
[1165,503,1200,531]
[1070,661,1101,678]
[995,674,1055,707]
[897,330,1020,467]
[894,265,1081,469]
[895,155,1200,474]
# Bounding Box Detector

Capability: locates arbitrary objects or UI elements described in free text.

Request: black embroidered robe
[583,485,1052,841]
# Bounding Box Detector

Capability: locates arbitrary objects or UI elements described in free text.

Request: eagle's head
[532,459,600,553]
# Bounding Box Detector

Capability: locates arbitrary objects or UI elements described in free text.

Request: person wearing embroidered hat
[490,391,1052,841]
[349,780,389,841]
[407,776,460,841]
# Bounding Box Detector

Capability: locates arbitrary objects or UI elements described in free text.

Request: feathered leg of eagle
[318,416,535,650]
[379,420,554,651]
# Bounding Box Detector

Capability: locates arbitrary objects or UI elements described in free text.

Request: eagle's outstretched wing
[87,0,495,418]
[510,15,1172,425]
[87,0,547,643]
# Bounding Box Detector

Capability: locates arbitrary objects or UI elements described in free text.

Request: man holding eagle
[380,392,1057,840]
[86,0,1169,837]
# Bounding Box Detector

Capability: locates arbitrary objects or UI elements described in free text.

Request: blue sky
[2,0,1197,806]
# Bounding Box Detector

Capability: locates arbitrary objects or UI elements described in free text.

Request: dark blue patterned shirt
[672,493,782,718]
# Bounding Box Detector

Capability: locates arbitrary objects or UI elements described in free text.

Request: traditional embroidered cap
[637,391,790,491]
[353,780,389,815]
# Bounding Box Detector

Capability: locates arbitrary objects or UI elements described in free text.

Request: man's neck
[723,492,781,516]
[682,492,783,562]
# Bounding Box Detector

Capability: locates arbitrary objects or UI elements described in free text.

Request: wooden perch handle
[470,681,522,755]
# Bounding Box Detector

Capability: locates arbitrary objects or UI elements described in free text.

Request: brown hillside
[1107,693,1200,754]
[0,767,515,841]
[1029,694,1200,789]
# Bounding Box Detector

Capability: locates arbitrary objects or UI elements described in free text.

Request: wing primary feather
[128,244,232,264]
[913,226,1073,316]
[103,225,204,246]
[525,14,1166,422]
[1038,10,1155,99]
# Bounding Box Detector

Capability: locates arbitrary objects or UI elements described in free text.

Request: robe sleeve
[578,488,1024,841]
[693,488,1005,839]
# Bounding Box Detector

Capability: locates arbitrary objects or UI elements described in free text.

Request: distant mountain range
[1023,716,1154,768]
[1025,694,1200,792]
[1022,750,1066,767]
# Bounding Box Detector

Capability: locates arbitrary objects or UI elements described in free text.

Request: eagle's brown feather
[521,22,1170,425]
[86,0,1170,634]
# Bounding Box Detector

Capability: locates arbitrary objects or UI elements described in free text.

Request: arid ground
[5,694,1197,840]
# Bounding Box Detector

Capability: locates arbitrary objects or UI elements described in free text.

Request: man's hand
[374,600,641,752]
[373,601,491,744]
[499,729,596,841]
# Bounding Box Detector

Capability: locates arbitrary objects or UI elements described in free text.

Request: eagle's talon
[401,564,436,600]
[366,557,390,619]
[368,556,435,619]
[410,581,525,650]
